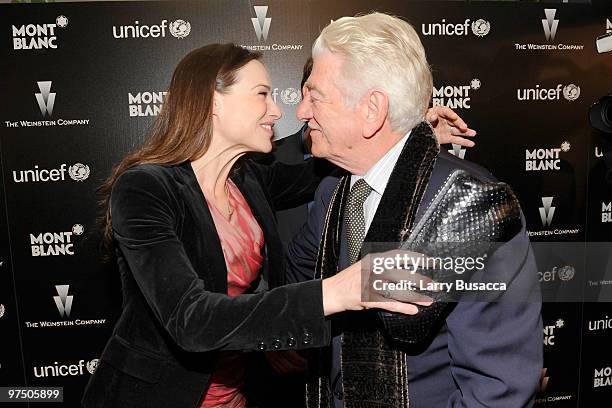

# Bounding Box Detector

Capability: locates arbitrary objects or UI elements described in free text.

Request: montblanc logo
[30,224,84,257]
[251,6,271,41]
[448,144,466,159]
[602,202,612,223]
[542,9,559,41]
[12,15,68,50]
[525,141,571,171]
[128,91,166,117]
[594,367,612,388]
[543,318,564,346]
[4,81,90,128]
[241,6,303,52]
[432,79,481,110]
[539,197,556,227]
[515,9,584,52]
[589,314,612,331]
[0,303,5,319]
[272,87,301,105]
[13,163,90,183]
[517,84,580,102]
[33,358,99,378]
[607,19,611,34]
[54,284,73,318]
[35,81,55,117]
[112,19,191,39]
[421,18,490,37]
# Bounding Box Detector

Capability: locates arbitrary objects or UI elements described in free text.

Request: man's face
[296,52,362,166]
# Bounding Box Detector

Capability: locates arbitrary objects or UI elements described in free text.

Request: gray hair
[312,12,432,134]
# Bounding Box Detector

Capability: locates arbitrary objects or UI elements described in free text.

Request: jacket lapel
[174,161,228,294]
[363,122,440,250]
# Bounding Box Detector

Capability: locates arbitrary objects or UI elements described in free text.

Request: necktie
[345,178,372,265]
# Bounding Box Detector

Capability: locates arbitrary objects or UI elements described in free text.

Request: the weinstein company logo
[35,81,55,117]
[540,197,555,227]
[54,285,73,318]
[515,9,584,51]
[542,9,559,41]
[4,81,90,128]
[528,196,579,237]
[12,15,68,50]
[251,6,271,41]
[448,144,466,159]
[242,6,303,52]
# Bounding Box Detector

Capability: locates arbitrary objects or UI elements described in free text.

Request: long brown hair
[99,44,261,248]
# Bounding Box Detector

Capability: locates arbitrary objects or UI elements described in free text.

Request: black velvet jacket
[82,159,331,408]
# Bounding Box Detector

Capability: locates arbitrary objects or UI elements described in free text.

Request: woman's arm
[112,167,330,353]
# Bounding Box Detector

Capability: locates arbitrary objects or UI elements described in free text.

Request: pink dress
[199,179,264,408]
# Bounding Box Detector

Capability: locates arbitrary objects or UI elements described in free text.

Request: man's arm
[445,220,543,408]
[285,176,339,284]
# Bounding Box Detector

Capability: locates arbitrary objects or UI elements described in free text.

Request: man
[287,13,543,408]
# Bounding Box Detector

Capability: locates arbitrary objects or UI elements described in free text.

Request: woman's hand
[426,106,476,147]
[322,250,434,316]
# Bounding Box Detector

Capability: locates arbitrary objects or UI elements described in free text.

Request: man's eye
[259,91,268,96]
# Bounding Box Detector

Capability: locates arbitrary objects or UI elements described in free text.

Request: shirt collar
[351,130,411,195]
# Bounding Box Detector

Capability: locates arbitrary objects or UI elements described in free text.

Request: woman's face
[213,60,282,153]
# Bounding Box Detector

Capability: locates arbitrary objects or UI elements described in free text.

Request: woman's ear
[212,91,222,117]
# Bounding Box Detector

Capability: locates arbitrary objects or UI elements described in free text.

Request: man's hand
[426,106,476,147]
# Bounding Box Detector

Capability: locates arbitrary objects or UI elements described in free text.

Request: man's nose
[296,89,312,122]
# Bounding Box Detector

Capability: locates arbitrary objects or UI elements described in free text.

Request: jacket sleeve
[445,218,543,408]
[111,167,330,353]
[285,176,339,284]
[248,158,333,211]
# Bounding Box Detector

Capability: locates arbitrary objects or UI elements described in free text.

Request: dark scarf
[306,122,440,408]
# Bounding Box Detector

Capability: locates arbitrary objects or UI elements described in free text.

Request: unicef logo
[280,88,301,105]
[68,163,90,182]
[56,15,69,28]
[86,359,99,374]
[72,224,84,236]
[558,265,575,281]
[169,19,191,39]
[471,19,490,37]
[563,84,581,101]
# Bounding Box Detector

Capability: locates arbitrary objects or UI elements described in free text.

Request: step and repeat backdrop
[1,0,611,406]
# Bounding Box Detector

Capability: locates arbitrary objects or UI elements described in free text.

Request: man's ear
[363,89,389,138]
